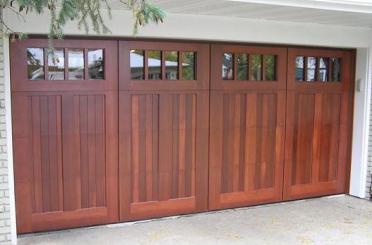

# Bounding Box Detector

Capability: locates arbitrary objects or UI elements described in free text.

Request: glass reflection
[88,49,104,79]
[68,49,84,80]
[148,50,161,80]
[48,49,64,80]
[27,48,44,80]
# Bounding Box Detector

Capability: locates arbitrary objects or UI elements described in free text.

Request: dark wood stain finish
[11,39,119,233]
[209,44,287,210]
[118,41,210,221]
[11,38,354,233]
[284,48,354,200]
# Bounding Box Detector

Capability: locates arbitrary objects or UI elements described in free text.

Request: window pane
[295,56,305,81]
[130,49,144,80]
[27,48,44,80]
[182,52,195,80]
[222,53,233,80]
[331,58,341,82]
[88,49,104,79]
[48,49,64,80]
[318,57,329,82]
[306,57,316,82]
[237,54,248,80]
[264,55,276,81]
[148,50,162,80]
[68,49,84,80]
[250,54,262,81]
[165,51,178,80]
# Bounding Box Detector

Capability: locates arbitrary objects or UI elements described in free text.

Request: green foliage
[0,0,165,43]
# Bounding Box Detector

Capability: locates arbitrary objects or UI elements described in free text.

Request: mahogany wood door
[118,41,210,220]
[11,39,119,233]
[209,44,287,210]
[284,48,354,200]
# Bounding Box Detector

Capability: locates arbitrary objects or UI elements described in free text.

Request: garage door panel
[209,44,286,210]
[209,90,285,210]
[119,91,209,220]
[283,48,354,200]
[13,91,118,233]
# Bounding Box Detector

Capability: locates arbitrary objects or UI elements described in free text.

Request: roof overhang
[228,0,372,13]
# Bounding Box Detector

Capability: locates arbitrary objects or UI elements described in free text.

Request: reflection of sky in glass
[27,48,44,65]
[48,49,64,68]
[69,50,84,68]
[88,49,103,65]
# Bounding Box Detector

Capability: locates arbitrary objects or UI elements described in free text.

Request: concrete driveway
[19,195,372,245]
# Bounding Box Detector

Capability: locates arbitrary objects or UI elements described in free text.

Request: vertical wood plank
[312,94,322,184]
[190,94,197,197]
[232,94,241,192]
[178,94,186,198]
[48,96,59,211]
[131,96,140,203]
[244,93,257,192]
[238,95,246,192]
[145,95,153,201]
[185,94,193,197]
[40,96,51,212]
[138,95,147,202]
[95,95,106,207]
[159,94,172,201]
[87,96,97,207]
[31,96,43,213]
[171,95,180,199]
[152,95,159,201]
[79,96,89,208]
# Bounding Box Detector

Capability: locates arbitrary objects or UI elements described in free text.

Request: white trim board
[4,35,17,244]
[349,48,371,198]
[3,10,372,48]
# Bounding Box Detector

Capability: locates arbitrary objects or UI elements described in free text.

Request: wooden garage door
[11,39,355,233]
[283,48,354,200]
[11,39,119,233]
[118,41,210,220]
[208,44,287,210]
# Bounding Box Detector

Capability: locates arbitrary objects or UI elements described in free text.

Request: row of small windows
[26,48,342,84]
[295,56,341,82]
[27,48,104,80]
[130,50,196,80]
[222,53,277,81]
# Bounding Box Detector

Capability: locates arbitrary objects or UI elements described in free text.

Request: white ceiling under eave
[112,0,372,29]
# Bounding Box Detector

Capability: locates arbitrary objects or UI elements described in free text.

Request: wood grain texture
[283,48,354,200]
[119,91,209,220]
[209,44,286,210]
[12,38,354,233]
[12,38,119,234]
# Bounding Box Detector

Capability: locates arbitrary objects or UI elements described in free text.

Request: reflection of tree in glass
[237,54,248,80]
[251,55,261,80]
[264,55,275,81]
[27,48,44,80]
[182,52,195,80]
[27,50,41,66]
[165,51,178,80]
[222,53,233,80]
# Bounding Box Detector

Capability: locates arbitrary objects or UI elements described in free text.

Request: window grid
[222,52,277,81]
[295,56,341,83]
[27,47,105,81]
[130,49,197,81]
